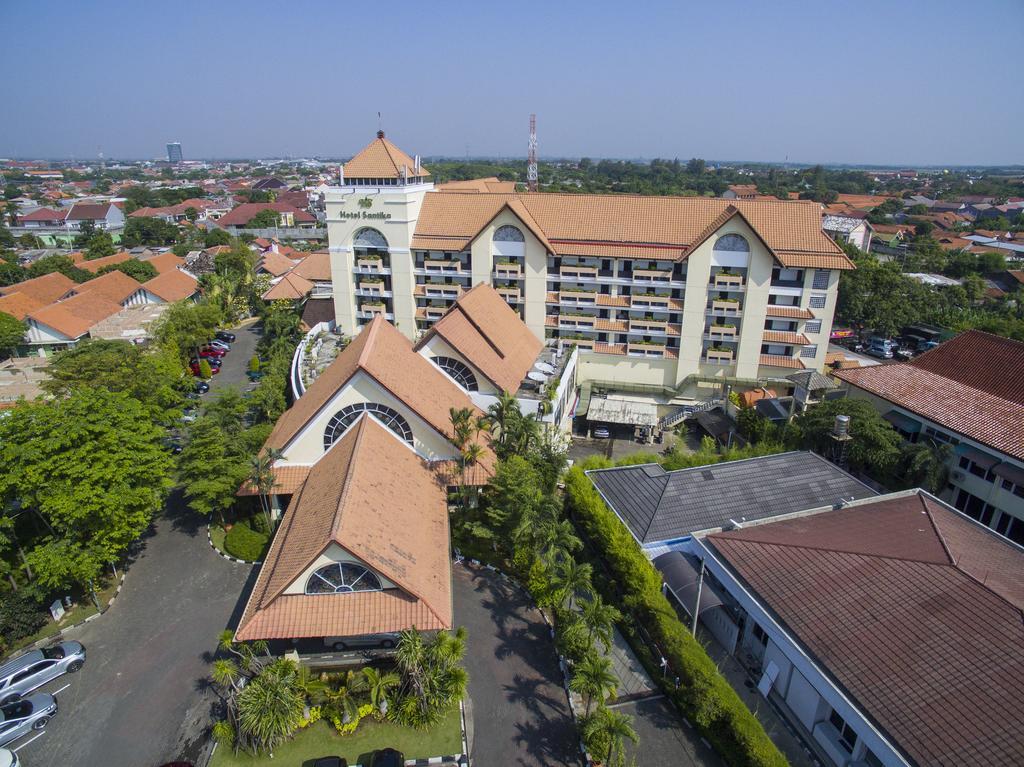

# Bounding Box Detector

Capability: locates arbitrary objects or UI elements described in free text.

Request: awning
[992,461,1024,486]
[883,410,922,434]
[586,396,659,427]
[955,444,1000,470]
[653,551,725,617]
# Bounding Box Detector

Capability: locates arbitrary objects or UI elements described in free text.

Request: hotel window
[800,344,818,358]
[494,224,524,242]
[812,269,830,290]
[924,426,958,446]
[305,563,382,595]
[323,403,414,448]
[809,294,827,309]
[805,319,822,334]
[1001,479,1024,499]
[714,233,749,252]
[827,709,858,754]
[432,356,479,391]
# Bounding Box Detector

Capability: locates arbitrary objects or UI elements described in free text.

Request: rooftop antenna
[527,113,538,192]
[377,111,383,137]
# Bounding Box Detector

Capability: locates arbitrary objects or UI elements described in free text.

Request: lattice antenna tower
[527,114,538,192]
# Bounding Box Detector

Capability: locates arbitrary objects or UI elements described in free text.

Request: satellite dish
[534,362,555,374]
[527,371,548,383]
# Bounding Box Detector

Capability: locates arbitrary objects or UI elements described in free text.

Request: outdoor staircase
[658,398,723,430]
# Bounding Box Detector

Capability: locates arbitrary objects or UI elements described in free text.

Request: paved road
[453,565,582,767]
[208,318,261,394]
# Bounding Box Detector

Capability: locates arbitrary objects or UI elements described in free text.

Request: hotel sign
[339,210,392,221]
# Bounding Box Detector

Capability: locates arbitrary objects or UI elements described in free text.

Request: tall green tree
[178,417,249,523]
[392,627,469,729]
[0,389,173,602]
[790,398,902,477]
[153,300,222,363]
[570,654,618,715]
[0,261,25,287]
[97,258,158,283]
[235,659,305,754]
[899,439,952,494]
[0,311,26,357]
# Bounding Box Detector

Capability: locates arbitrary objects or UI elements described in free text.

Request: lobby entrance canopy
[586,396,658,428]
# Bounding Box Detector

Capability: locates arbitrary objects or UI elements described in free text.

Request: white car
[0,747,20,767]
[0,693,56,746]
[209,339,231,352]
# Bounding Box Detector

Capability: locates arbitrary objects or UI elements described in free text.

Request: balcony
[705,348,736,365]
[497,286,521,302]
[630,293,672,309]
[559,264,598,280]
[558,313,597,330]
[707,322,738,340]
[770,278,804,289]
[712,272,745,290]
[633,267,674,282]
[628,341,667,357]
[360,302,387,315]
[710,298,742,316]
[425,305,448,320]
[357,279,385,295]
[629,317,668,334]
[356,256,386,272]
[559,288,598,304]
[423,259,462,274]
[494,260,522,278]
[423,284,463,299]
[560,336,595,351]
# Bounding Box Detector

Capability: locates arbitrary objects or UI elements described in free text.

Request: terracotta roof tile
[414,284,543,394]
[71,270,142,304]
[762,330,810,345]
[759,354,805,369]
[708,492,1024,767]
[141,270,199,302]
[290,251,332,281]
[835,330,1024,460]
[78,251,134,274]
[343,133,430,179]
[765,305,814,319]
[143,252,187,275]
[237,465,310,496]
[218,202,316,227]
[262,272,314,301]
[27,292,123,339]
[0,272,75,304]
[257,251,299,277]
[235,417,450,641]
[0,292,43,321]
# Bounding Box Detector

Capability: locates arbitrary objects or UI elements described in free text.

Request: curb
[207,524,263,566]
[457,559,592,766]
[403,756,467,766]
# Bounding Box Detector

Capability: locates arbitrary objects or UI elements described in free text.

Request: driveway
[15,495,254,767]
[208,318,261,393]
[453,565,582,767]
[614,696,723,767]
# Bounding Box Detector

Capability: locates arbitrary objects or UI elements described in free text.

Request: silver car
[0,641,85,705]
[0,693,57,746]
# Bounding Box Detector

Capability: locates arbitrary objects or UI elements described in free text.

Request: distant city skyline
[1,1,1021,166]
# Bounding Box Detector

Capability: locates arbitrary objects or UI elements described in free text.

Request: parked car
[865,336,895,359]
[199,347,226,359]
[324,633,400,652]
[0,747,19,767]
[215,331,236,343]
[312,758,348,767]
[592,425,611,439]
[190,362,219,377]
[0,693,57,746]
[0,642,85,705]
[180,409,198,424]
[194,381,210,394]
[369,749,403,767]
[208,340,231,352]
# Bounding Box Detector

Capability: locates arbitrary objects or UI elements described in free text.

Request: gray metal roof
[587,451,877,544]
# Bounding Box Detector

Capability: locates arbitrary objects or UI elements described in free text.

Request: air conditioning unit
[951,470,965,482]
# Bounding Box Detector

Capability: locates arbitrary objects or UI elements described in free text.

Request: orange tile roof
[766,305,815,319]
[0,292,43,321]
[237,465,311,496]
[28,292,123,339]
[411,191,852,269]
[763,330,811,345]
[759,354,805,369]
[235,416,451,641]
[257,251,298,277]
[262,272,314,301]
[141,269,199,302]
[264,316,495,475]
[436,177,516,193]
[78,251,134,274]
[414,283,543,394]
[71,270,143,304]
[342,132,430,179]
[0,271,76,304]
[290,251,332,281]
[144,252,187,274]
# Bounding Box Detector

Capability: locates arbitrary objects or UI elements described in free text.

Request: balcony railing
[497,286,521,302]
[425,306,448,320]
[559,289,598,303]
[561,336,595,351]
[361,303,387,315]
[559,265,598,280]
[629,318,668,333]
[707,323,738,339]
[705,348,735,364]
[495,261,522,278]
[633,268,673,282]
[770,278,804,288]
[423,284,463,298]
[713,273,745,290]
[357,280,385,295]
[423,259,462,273]
[711,298,742,315]
[630,293,672,309]
[356,256,386,271]
[628,341,667,357]
[558,314,597,329]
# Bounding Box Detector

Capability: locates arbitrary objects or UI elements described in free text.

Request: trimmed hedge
[564,461,788,767]
[224,518,270,561]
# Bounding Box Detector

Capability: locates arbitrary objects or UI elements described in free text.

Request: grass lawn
[209,523,227,555]
[6,576,121,655]
[210,705,462,767]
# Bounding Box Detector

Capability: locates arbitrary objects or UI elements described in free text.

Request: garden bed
[210,517,271,562]
[210,705,462,767]
[3,575,121,656]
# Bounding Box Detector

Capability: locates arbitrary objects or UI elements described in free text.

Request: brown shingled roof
[708,491,1024,767]
[290,251,332,281]
[27,292,123,339]
[70,270,142,304]
[262,272,313,301]
[414,283,543,394]
[835,330,1024,460]
[0,271,76,305]
[78,251,134,274]
[343,132,430,179]
[235,415,451,641]
[141,269,198,302]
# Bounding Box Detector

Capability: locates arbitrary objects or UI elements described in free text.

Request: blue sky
[1,0,1021,165]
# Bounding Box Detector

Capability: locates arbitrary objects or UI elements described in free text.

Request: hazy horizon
[1,0,1021,167]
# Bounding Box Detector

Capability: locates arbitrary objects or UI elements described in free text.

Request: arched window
[305,562,382,595]
[714,233,749,252]
[323,404,414,449]
[494,225,525,242]
[433,356,479,391]
[353,227,388,250]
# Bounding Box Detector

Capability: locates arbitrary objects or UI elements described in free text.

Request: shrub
[199,358,212,379]
[224,518,270,561]
[248,355,260,373]
[298,706,322,729]
[564,463,787,767]
[0,590,49,646]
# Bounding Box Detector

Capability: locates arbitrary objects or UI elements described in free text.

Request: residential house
[63,202,125,231]
[218,202,317,231]
[822,206,873,251]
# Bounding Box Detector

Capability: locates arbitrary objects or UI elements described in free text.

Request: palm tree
[248,447,283,531]
[534,515,581,567]
[570,654,618,715]
[580,594,621,653]
[393,627,469,729]
[486,391,520,454]
[902,439,952,494]
[363,666,400,717]
[553,558,594,611]
[323,669,368,724]
[236,659,305,754]
[599,708,638,767]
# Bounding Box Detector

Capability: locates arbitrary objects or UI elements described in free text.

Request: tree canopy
[97,257,158,283]
[0,311,26,357]
[122,216,180,247]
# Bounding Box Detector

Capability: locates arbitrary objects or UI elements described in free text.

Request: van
[0,642,86,705]
[866,337,894,359]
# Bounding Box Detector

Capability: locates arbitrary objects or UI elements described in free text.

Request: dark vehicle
[370,749,404,767]
[215,331,236,343]
[195,381,210,394]
[312,758,348,767]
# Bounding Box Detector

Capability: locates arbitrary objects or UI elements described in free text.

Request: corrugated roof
[835,330,1024,460]
[588,451,876,544]
[708,491,1024,767]
[235,415,451,641]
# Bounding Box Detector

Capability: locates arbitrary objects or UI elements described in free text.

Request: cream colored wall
[416,334,500,395]
[281,370,459,464]
[325,183,430,337]
[467,208,548,340]
[804,269,838,372]
[579,353,677,388]
[282,542,398,596]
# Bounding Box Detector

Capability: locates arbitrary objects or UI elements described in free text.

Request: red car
[190,361,219,377]
[199,346,226,359]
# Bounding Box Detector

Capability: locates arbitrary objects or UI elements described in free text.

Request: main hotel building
[326,133,854,396]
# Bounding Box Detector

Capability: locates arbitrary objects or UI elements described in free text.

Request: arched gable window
[713,233,750,252]
[323,403,414,449]
[353,227,388,250]
[432,356,479,391]
[494,225,525,242]
[305,562,382,594]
